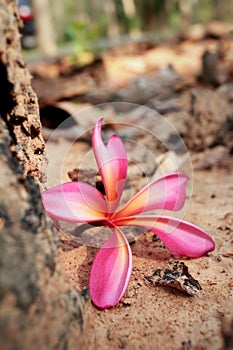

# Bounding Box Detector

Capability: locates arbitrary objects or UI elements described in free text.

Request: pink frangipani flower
[42,118,215,309]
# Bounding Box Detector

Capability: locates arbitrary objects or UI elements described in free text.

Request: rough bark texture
[0,1,86,349]
[0,0,44,180]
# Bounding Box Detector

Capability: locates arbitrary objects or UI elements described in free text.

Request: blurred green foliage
[60,0,233,38]
[48,0,233,58]
[64,18,108,54]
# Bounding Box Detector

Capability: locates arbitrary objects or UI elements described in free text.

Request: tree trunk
[113,0,130,33]
[134,0,165,31]
[50,0,65,43]
[178,0,197,30]
[31,0,57,56]
[103,0,120,37]
[0,1,86,349]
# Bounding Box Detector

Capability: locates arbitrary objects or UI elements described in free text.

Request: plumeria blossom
[42,118,215,309]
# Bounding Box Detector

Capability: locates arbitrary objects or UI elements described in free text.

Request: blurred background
[18,0,233,167]
[19,0,233,56]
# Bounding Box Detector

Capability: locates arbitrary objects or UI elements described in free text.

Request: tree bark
[0,1,86,349]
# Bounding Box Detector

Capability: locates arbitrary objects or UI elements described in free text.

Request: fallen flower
[42,118,215,309]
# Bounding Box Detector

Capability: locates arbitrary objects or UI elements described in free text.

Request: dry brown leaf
[146,260,202,296]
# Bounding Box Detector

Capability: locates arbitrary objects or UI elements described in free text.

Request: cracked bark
[0,1,86,349]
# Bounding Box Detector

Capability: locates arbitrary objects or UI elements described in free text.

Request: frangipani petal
[113,173,188,219]
[42,182,107,222]
[89,226,132,309]
[92,118,128,214]
[112,215,215,258]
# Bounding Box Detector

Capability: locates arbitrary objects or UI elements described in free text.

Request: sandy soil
[38,23,233,349]
[58,154,233,350]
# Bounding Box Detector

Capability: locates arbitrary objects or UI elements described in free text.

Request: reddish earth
[57,153,233,350]
[33,21,233,349]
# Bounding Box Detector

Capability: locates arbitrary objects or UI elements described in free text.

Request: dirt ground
[32,21,233,350]
[57,152,233,350]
